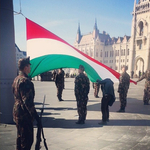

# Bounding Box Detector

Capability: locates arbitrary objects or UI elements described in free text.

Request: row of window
[103,59,129,64]
[115,59,129,63]
[81,48,130,58]
[96,49,130,58]
[115,65,128,71]
[115,49,129,56]
[17,54,24,56]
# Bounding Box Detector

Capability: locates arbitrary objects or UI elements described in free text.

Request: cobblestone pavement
[0,78,150,150]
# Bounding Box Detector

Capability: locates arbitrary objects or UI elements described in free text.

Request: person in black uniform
[55,68,64,101]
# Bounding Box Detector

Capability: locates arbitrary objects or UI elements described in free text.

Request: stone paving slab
[0,78,150,150]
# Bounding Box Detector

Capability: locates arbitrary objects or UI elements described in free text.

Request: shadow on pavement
[107,119,150,126]
[34,102,50,105]
[37,107,75,111]
[87,98,150,115]
[38,117,150,128]
[38,117,103,129]
[64,99,99,102]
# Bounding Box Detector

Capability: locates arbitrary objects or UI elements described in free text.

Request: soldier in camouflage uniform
[137,70,150,105]
[93,82,100,98]
[117,66,130,112]
[74,65,90,124]
[55,68,64,101]
[12,57,41,150]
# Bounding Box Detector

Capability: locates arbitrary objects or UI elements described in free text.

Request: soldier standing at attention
[12,57,41,150]
[137,70,150,105]
[74,65,90,124]
[55,68,64,101]
[117,65,130,112]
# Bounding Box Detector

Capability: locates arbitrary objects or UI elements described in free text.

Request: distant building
[74,0,150,77]
[15,44,26,71]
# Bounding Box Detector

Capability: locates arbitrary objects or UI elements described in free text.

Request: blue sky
[13,0,135,51]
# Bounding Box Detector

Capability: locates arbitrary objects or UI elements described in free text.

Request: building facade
[74,0,150,77]
[15,44,26,72]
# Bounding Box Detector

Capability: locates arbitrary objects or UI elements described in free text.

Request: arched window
[115,50,117,56]
[96,51,98,57]
[139,21,144,36]
[124,49,125,56]
[128,49,129,55]
[112,51,114,57]
[100,50,102,57]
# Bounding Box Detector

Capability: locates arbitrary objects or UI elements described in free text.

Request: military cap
[79,65,85,71]
[18,57,31,70]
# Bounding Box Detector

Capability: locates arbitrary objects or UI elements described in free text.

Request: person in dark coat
[139,70,141,78]
[61,69,65,89]
[53,70,57,81]
[55,68,64,101]
[74,65,90,124]
[97,78,115,125]
[12,57,41,150]
[131,70,134,78]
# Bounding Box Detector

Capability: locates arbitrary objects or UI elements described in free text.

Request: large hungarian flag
[26,18,136,84]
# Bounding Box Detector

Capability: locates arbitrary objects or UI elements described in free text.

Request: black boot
[117,109,125,112]
[144,102,149,105]
[76,120,85,124]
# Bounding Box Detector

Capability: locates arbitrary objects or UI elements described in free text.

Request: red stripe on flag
[26,18,66,44]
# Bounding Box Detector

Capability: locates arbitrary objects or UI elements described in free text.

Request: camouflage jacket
[12,71,36,124]
[74,73,90,101]
[137,70,150,88]
[55,72,64,87]
[118,72,130,93]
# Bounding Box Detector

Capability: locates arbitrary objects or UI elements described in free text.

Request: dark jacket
[97,78,115,106]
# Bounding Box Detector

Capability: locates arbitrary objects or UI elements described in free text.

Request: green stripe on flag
[29,54,101,82]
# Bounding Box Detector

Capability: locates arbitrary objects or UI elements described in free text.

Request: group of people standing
[12,57,150,149]
[73,65,150,125]
[74,65,130,125]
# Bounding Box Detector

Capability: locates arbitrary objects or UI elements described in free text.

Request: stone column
[0,0,17,123]
[129,1,136,76]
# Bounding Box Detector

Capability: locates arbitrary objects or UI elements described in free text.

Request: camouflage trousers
[143,87,150,104]
[77,100,88,121]
[119,90,128,110]
[16,121,33,150]
[94,86,100,97]
[57,86,63,100]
